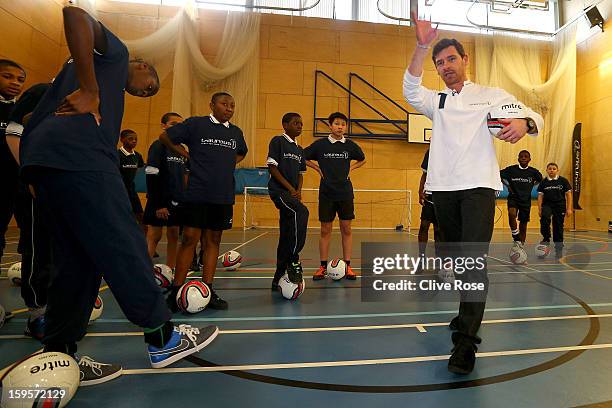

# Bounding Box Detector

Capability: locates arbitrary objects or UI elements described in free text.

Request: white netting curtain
[474,26,577,174]
[68,0,260,167]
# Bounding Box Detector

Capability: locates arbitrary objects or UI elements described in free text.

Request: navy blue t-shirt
[146,139,188,207]
[267,134,306,195]
[165,115,247,205]
[304,136,365,201]
[20,24,128,177]
[537,176,572,206]
[500,165,543,203]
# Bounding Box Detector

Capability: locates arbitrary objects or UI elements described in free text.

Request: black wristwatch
[525,118,537,133]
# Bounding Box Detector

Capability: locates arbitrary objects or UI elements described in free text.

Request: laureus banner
[572,123,582,210]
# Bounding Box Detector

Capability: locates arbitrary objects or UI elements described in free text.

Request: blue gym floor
[1,226,612,408]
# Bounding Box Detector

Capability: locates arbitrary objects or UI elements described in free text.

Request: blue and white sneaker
[148,324,219,368]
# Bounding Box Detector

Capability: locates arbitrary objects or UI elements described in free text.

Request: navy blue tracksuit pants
[32,169,170,346]
[270,192,309,277]
[13,184,53,309]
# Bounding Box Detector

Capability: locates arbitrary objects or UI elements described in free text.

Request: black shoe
[78,356,123,386]
[287,261,303,284]
[448,340,477,375]
[208,290,228,310]
[271,280,280,291]
[449,316,461,331]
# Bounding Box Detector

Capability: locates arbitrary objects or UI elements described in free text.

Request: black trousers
[0,159,19,255]
[540,204,565,248]
[432,188,495,344]
[270,192,309,277]
[32,169,170,346]
[13,185,53,309]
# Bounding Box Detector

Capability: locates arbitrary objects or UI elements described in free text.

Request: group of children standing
[418,148,573,260]
[113,100,366,308]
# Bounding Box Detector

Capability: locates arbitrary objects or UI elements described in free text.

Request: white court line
[222,232,269,256]
[121,343,612,375]
[493,261,612,267]
[2,313,610,340]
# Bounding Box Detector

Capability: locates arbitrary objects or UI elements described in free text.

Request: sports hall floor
[1,226,612,408]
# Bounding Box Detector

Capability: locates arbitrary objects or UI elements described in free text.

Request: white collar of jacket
[209,113,230,128]
[328,135,346,144]
[547,175,559,180]
[518,164,529,170]
[119,146,135,156]
[0,94,16,104]
[444,80,473,95]
[283,133,297,144]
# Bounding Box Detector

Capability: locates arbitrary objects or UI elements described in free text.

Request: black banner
[572,123,582,210]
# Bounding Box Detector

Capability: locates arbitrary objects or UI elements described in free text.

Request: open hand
[55,89,101,125]
[156,208,170,220]
[411,11,438,47]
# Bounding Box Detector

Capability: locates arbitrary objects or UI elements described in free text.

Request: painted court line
[121,343,612,375]
[15,302,611,324]
[2,312,609,340]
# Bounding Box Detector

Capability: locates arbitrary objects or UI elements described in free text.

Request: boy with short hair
[500,150,543,249]
[0,59,26,259]
[144,112,186,269]
[305,112,366,281]
[267,113,309,289]
[119,129,145,222]
[19,6,218,384]
[160,92,247,311]
[537,162,572,258]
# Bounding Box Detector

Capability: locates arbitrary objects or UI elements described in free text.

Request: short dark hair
[161,112,182,124]
[519,150,531,157]
[546,162,558,168]
[432,38,466,64]
[129,59,159,94]
[211,92,232,103]
[282,112,301,124]
[328,112,348,124]
[0,59,25,73]
[120,129,137,138]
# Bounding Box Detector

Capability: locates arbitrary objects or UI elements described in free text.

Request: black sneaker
[208,290,228,310]
[449,316,461,331]
[287,261,303,284]
[78,356,123,386]
[166,287,179,313]
[448,340,477,375]
[148,324,219,368]
[271,280,280,291]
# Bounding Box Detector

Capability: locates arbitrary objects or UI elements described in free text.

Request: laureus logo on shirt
[511,177,532,183]
[283,153,302,162]
[323,151,349,159]
[544,185,564,191]
[200,138,237,149]
[167,156,186,164]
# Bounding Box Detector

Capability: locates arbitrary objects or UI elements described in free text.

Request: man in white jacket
[403,12,543,375]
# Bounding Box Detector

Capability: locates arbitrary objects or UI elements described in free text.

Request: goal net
[241,187,412,231]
